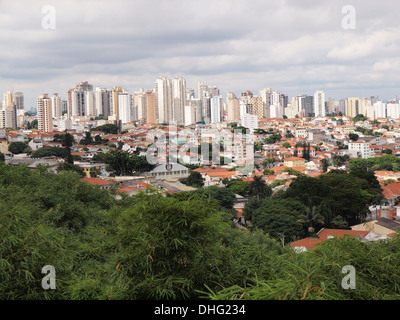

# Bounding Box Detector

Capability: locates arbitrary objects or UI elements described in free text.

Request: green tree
[56,162,85,177]
[352,114,367,122]
[285,130,294,138]
[110,194,235,299]
[8,142,28,154]
[264,134,282,144]
[322,158,330,173]
[80,132,94,145]
[226,179,250,196]
[31,147,66,158]
[297,206,325,235]
[262,158,275,168]
[263,169,274,176]
[254,142,263,151]
[249,176,272,200]
[95,124,119,134]
[183,171,204,188]
[349,133,359,141]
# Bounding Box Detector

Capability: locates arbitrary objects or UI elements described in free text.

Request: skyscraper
[111,86,124,121]
[1,91,17,129]
[95,88,111,116]
[118,89,132,124]
[134,88,146,121]
[346,97,360,118]
[259,88,272,118]
[51,93,62,118]
[37,94,53,132]
[186,98,203,124]
[298,95,314,117]
[86,90,96,117]
[172,77,187,125]
[227,92,240,121]
[249,96,263,119]
[211,95,223,124]
[198,82,220,124]
[15,92,24,111]
[186,88,195,100]
[69,81,94,117]
[270,91,284,118]
[314,90,326,117]
[146,89,157,124]
[156,77,173,124]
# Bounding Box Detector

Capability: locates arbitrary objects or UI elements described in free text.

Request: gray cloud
[1,0,400,109]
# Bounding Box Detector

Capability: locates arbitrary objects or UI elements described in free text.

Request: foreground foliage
[0,164,399,300]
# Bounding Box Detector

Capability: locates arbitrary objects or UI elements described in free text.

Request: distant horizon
[12,80,396,113]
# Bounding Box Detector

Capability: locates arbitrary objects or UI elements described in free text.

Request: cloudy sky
[1,0,400,109]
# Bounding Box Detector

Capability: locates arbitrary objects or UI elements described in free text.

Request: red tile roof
[317,228,369,240]
[291,228,370,251]
[81,177,111,186]
[284,156,306,162]
[290,238,322,250]
[382,183,400,199]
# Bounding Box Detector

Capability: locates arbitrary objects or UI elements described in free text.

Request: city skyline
[1,0,400,108]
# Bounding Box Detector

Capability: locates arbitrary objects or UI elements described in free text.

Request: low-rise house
[146,162,189,180]
[284,156,306,168]
[0,138,11,155]
[80,177,112,190]
[351,217,400,236]
[75,162,106,178]
[291,228,371,253]
[28,138,43,151]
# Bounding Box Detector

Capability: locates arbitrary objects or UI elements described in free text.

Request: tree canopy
[0,161,395,301]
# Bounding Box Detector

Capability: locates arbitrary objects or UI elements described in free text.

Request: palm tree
[297,206,325,235]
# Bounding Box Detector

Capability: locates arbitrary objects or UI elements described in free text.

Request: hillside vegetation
[0,163,398,300]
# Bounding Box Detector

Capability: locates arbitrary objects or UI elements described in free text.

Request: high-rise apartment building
[69,81,94,117]
[249,96,263,119]
[346,97,360,118]
[374,101,386,119]
[51,93,62,118]
[111,86,124,121]
[211,95,223,124]
[269,91,284,118]
[226,92,240,121]
[259,88,272,118]
[298,95,314,117]
[1,91,17,129]
[338,98,346,115]
[314,90,326,117]
[134,88,146,121]
[145,89,157,124]
[156,77,173,124]
[186,99,203,124]
[327,98,336,114]
[85,90,96,117]
[15,92,24,110]
[197,81,220,124]
[186,88,195,100]
[37,94,53,132]
[118,89,132,124]
[172,77,187,125]
[95,88,111,116]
